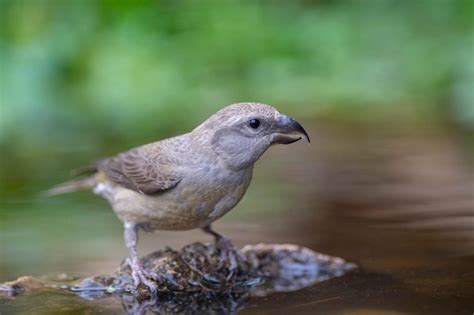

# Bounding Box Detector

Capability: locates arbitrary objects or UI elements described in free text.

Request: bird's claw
[125,257,158,295]
[215,236,245,278]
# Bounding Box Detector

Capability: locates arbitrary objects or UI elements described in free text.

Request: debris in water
[0,276,44,296]
[0,242,355,308]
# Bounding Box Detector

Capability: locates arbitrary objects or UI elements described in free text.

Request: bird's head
[193,102,310,170]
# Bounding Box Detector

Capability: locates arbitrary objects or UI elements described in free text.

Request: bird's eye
[249,119,260,129]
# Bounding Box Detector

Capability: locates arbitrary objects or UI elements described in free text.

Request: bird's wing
[97,143,182,194]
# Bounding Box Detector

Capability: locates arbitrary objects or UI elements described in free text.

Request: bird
[47,102,310,294]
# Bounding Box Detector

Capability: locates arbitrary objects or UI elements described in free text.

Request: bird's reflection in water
[116,292,248,315]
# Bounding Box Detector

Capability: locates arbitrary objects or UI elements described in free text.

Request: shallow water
[1,121,473,314]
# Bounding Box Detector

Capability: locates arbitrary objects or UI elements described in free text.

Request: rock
[0,276,45,296]
[1,242,355,303]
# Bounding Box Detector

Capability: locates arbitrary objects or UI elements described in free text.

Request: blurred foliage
[0,0,473,194]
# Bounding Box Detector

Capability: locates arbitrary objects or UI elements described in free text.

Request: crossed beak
[273,115,310,144]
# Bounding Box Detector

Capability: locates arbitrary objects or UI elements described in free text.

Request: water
[1,121,473,314]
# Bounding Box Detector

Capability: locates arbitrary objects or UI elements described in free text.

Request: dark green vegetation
[1,0,473,196]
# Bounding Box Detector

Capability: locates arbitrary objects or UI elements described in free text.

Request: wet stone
[0,242,355,303]
[0,276,44,296]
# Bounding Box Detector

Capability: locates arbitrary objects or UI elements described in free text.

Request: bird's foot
[215,236,245,278]
[124,257,158,295]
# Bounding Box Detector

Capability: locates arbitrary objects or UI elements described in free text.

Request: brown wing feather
[97,145,182,194]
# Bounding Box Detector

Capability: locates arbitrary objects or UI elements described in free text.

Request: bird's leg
[124,223,157,295]
[202,225,243,273]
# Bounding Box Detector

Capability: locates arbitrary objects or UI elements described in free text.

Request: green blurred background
[1,0,474,283]
[1,0,473,196]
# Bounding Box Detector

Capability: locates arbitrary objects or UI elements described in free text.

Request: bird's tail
[43,176,97,197]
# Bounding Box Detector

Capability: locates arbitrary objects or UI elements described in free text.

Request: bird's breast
[107,165,253,230]
[174,165,253,226]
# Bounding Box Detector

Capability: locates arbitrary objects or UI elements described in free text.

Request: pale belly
[93,168,253,230]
